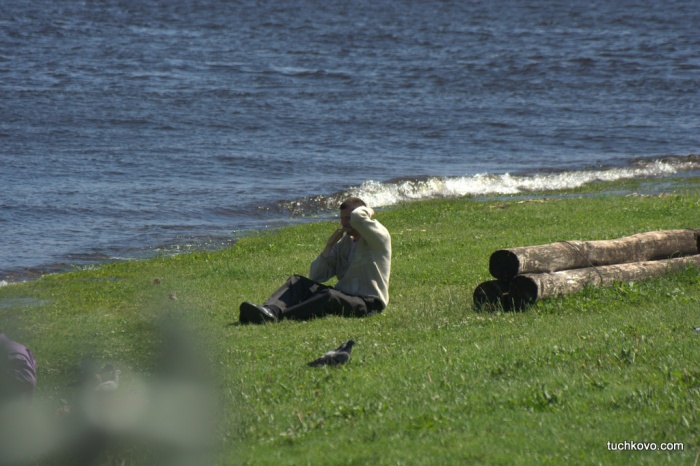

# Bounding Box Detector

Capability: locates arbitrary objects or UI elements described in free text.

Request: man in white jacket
[239,197,391,324]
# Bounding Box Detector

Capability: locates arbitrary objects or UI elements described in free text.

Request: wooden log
[509,254,700,308]
[472,279,513,312]
[489,229,700,280]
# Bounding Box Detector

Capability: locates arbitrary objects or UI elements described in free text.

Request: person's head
[339,197,367,237]
[340,197,366,213]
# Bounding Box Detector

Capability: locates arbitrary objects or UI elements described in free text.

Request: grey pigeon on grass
[308,340,355,367]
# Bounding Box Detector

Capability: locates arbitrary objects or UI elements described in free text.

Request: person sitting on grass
[0,333,37,405]
[239,197,391,324]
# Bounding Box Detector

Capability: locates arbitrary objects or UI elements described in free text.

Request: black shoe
[239,302,278,324]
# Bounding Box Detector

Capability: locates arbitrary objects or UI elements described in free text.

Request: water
[1,0,699,282]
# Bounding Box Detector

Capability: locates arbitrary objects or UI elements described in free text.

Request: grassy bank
[1,178,699,465]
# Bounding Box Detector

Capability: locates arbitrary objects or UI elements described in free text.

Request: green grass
[1,178,700,465]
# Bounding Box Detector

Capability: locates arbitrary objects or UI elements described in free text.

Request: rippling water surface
[1,0,699,281]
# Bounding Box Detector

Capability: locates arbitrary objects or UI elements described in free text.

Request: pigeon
[308,340,355,367]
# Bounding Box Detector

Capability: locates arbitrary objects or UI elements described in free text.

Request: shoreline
[2,174,699,285]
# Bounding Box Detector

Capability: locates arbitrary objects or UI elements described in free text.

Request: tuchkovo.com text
[607,441,684,452]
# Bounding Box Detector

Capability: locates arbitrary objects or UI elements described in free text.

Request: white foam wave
[347,158,696,208]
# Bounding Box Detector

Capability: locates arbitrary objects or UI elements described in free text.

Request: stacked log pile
[474,229,700,311]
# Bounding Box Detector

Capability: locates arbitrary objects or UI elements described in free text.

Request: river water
[1,0,698,281]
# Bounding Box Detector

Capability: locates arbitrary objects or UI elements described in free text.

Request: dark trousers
[264,275,383,321]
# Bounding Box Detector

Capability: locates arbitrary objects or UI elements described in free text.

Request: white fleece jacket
[309,206,391,307]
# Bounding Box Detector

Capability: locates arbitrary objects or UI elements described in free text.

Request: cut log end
[489,250,521,281]
[509,275,539,310]
[473,279,514,312]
